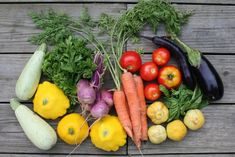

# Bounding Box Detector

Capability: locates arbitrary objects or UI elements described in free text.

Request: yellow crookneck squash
[33,81,70,119]
[90,115,127,152]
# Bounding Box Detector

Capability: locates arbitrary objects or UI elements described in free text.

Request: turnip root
[90,100,109,118]
[101,90,113,107]
[77,84,96,105]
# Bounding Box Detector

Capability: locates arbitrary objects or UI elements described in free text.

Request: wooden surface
[0,0,235,156]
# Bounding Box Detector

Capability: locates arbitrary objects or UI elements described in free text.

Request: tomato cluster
[120,47,182,101]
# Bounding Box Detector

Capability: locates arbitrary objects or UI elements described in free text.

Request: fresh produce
[90,115,127,151]
[148,125,167,144]
[91,100,109,118]
[143,35,224,100]
[113,90,133,139]
[15,43,46,100]
[147,101,169,125]
[120,51,142,73]
[152,47,170,66]
[134,75,148,141]
[100,90,113,107]
[141,36,196,89]
[29,0,191,149]
[160,85,208,122]
[184,109,205,130]
[42,37,96,109]
[10,99,57,150]
[33,81,70,120]
[158,65,182,89]
[57,113,89,145]
[77,79,96,105]
[166,120,187,141]
[140,62,158,81]
[77,52,110,118]
[121,71,141,148]
[144,83,161,101]
[174,37,224,101]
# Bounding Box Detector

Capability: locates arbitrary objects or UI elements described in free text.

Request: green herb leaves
[42,36,96,109]
[160,85,208,122]
[29,10,73,45]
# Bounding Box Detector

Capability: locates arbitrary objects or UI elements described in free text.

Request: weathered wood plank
[0,103,127,154]
[127,4,235,54]
[0,154,234,157]
[0,54,232,103]
[128,104,235,155]
[0,103,234,154]
[0,3,125,53]
[0,4,235,53]
[0,0,234,4]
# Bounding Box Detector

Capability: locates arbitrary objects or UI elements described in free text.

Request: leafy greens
[42,36,96,109]
[160,85,208,122]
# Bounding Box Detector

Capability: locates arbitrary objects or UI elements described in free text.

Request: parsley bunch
[42,36,96,109]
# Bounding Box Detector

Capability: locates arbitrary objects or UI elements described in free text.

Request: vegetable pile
[10,0,224,154]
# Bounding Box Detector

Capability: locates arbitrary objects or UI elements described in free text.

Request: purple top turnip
[101,90,113,107]
[77,82,96,105]
[90,100,109,118]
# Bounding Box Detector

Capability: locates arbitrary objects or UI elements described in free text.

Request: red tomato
[120,51,142,73]
[140,62,158,81]
[152,47,170,66]
[144,83,161,101]
[158,65,182,89]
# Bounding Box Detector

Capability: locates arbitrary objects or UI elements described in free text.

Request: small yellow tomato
[184,109,205,130]
[147,101,169,124]
[166,120,187,141]
[57,113,89,145]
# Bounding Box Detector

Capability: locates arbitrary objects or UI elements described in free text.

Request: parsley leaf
[42,36,96,110]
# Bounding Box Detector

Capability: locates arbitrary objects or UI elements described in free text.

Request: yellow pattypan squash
[33,81,70,119]
[57,113,89,145]
[147,101,169,124]
[90,115,127,152]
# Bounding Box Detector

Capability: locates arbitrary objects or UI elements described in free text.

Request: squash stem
[10,98,21,111]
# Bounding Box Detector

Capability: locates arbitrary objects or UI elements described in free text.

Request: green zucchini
[15,43,46,100]
[10,98,57,150]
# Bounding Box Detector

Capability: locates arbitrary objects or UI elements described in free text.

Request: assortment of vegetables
[9,0,225,154]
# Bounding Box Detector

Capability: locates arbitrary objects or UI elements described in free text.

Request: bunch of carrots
[113,70,148,149]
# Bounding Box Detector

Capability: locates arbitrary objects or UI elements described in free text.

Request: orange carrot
[121,71,141,148]
[113,90,133,139]
[134,75,148,141]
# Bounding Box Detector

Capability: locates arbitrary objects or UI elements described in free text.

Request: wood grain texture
[128,105,235,155]
[127,4,235,54]
[0,54,232,103]
[0,0,234,4]
[0,155,234,157]
[0,103,234,154]
[0,4,235,53]
[0,3,126,53]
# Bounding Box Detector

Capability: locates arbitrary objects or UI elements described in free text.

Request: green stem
[10,98,21,111]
